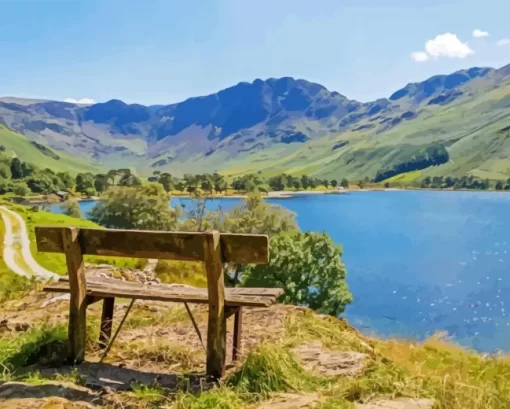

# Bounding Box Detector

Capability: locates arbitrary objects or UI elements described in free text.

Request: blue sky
[1,0,509,105]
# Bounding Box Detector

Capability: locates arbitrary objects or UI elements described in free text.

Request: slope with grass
[0,290,508,409]
[0,124,102,174]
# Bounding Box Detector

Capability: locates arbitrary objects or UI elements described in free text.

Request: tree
[76,173,95,193]
[183,173,198,193]
[83,187,97,197]
[340,178,349,189]
[61,199,82,218]
[323,179,330,189]
[119,172,142,187]
[200,174,213,194]
[57,172,74,189]
[243,232,353,316]
[496,181,504,191]
[206,192,299,286]
[10,181,30,196]
[26,173,55,194]
[421,176,431,188]
[0,163,11,179]
[384,182,390,188]
[212,173,227,194]
[374,143,449,183]
[159,173,175,192]
[94,174,109,193]
[90,184,179,230]
[209,192,298,236]
[301,175,310,190]
[175,181,186,192]
[268,175,285,191]
[357,180,365,189]
[10,158,23,179]
[443,176,455,188]
[21,162,36,178]
[331,179,338,188]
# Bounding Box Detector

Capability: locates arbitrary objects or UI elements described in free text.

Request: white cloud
[496,38,510,47]
[411,32,474,62]
[425,33,474,59]
[410,51,429,62]
[64,97,96,104]
[472,29,489,38]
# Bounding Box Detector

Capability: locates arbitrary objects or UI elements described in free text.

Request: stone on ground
[356,398,434,409]
[292,341,367,376]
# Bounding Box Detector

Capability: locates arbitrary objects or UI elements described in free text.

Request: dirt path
[0,206,58,280]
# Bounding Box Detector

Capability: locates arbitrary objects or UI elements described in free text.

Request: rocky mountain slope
[1,63,509,180]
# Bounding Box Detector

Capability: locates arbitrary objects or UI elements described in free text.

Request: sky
[1,0,509,105]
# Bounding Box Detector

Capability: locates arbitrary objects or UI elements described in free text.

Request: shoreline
[17,186,510,207]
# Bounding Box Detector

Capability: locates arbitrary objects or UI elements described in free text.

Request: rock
[292,342,367,376]
[356,398,434,409]
[14,322,30,332]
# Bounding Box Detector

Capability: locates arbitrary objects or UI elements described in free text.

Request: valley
[1,64,509,181]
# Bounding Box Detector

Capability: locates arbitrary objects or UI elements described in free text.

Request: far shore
[15,186,509,207]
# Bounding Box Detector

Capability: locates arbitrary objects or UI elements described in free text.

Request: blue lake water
[50,191,510,352]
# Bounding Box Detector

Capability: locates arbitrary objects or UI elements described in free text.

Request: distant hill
[1,63,509,180]
[0,124,101,175]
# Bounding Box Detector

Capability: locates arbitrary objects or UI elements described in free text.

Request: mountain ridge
[1,62,509,180]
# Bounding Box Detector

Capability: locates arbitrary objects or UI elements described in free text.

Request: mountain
[1,63,510,180]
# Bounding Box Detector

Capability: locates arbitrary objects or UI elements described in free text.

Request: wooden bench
[35,226,282,379]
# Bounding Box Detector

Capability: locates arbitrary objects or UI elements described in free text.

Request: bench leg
[204,231,226,380]
[63,227,87,364]
[233,307,243,362]
[98,298,115,349]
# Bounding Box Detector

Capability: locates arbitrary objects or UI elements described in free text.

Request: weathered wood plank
[58,276,283,298]
[221,234,269,264]
[43,281,277,307]
[62,227,87,363]
[98,298,115,349]
[204,230,226,379]
[233,307,243,362]
[35,227,269,264]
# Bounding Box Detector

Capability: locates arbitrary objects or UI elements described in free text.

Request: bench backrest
[35,227,269,264]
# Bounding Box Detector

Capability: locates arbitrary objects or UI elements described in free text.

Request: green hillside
[1,64,509,182]
[209,76,510,181]
[0,124,102,174]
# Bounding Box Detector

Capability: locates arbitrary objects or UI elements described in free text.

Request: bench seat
[44,276,284,308]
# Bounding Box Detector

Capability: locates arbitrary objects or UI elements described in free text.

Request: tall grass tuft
[0,324,68,368]
[227,343,321,398]
[174,388,245,409]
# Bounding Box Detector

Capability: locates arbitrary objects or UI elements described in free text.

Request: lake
[50,191,510,352]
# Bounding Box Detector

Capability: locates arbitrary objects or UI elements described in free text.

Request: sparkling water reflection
[50,191,510,352]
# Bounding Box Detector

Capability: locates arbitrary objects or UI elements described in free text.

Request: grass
[155,260,207,287]
[0,324,68,369]
[0,206,33,302]
[0,124,101,175]
[227,343,324,398]
[174,388,245,409]
[8,204,147,274]
[0,300,510,409]
[383,170,422,184]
